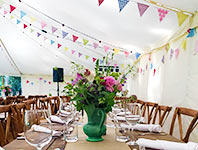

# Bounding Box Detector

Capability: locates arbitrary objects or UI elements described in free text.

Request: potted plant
[1,85,12,96]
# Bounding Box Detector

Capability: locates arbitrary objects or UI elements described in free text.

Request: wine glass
[24,110,53,150]
[125,103,141,146]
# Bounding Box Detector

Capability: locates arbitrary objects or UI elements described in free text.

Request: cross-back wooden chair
[142,102,158,124]
[16,96,26,103]
[0,105,15,146]
[169,107,198,143]
[135,99,146,111]
[2,96,16,105]
[49,96,60,115]
[60,96,71,103]
[0,97,4,104]
[152,105,172,126]
[24,99,37,110]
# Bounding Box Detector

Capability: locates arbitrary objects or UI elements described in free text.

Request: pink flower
[115,80,122,91]
[106,86,114,92]
[9,88,11,92]
[104,76,115,87]
[2,89,6,93]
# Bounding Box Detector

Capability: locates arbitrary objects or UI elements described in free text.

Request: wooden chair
[169,107,198,143]
[0,105,14,146]
[16,96,26,103]
[24,99,37,110]
[135,99,146,111]
[1,96,16,105]
[152,105,172,126]
[60,96,71,103]
[0,97,4,104]
[142,102,158,124]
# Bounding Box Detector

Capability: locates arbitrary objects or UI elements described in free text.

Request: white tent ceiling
[0,0,197,75]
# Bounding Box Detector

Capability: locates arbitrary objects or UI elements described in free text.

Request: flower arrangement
[0,85,12,95]
[64,56,137,113]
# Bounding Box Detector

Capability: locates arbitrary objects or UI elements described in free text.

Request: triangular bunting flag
[135,52,141,59]
[52,26,58,33]
[30,28,34,33]
[124,51,129,58]
[187,28,195,38]
[41,21,47,29]
[71,50,75,54]
[150,63,153,69]
[153,69,156,76]
[30,16,36,23]
[43,36,47,41]
[137,3,149,17]
[158,8,168,22]
[175,48,180,59]
[146,64,148,70]
[72,35,78,42]
[177,12,188,26]
[149,54,151,61]
[98,0,104,6]
[182,39,187,50]
[93,43,99,49]
[20,10,26,19]
[118,0,129,12]
[10,15,14,19]
[165,43,170,52]
[57,43,62,48]
[114,64,118,67]
[17,19,21,24]
[137,68,139,73]
[121,64,124,69]
[104,46,109,52]
[85,55,89,60]
[100,60,104,64]
[93,57,96,62]
[62,31,68,39]
[78,53,82,57]
[4,10,7,15]
[64,47,68,51]
[23,24,27,29]
[162,55,165,64]
[170,49,174,59]
[50,40,55,45]
[114,48,120,55]
[10,5,16,13]
[194,40,198,55]
[37,32,41,37]
[83,39,89,45]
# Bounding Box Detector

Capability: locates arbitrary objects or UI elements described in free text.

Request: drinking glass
[24,110,53,150]
[125,103,141,146]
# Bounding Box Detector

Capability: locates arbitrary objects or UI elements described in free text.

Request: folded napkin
[137,138,198,150]
[50,115,64,124]
[0,146,5,150]
[117,112,130,116]
[31,124,58,136]
[116,116,125,121]
[60,110,71,115]
[120,123,161,133]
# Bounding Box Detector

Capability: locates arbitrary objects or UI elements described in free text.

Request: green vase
[83,104,106,142]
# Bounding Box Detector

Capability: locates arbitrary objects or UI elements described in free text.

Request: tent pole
[0,38,22,75]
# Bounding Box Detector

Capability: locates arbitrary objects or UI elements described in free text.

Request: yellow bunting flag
[114,48,120,55]
[177,12,188,26]
[85,55,89,60]
[10,15,14,19]
[64,47,68,52]
[182,39,187,50]
[30,16,36,23]
[165,43,170,53]
[83,39,89,46]
[121,64,124,69]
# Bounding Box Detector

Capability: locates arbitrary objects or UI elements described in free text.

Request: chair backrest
[16,96,26,103]
[135,99,145,111]
[169,107,198,143]
[4,96,16,105]
[50,96,60,115]
[60,96,71,103]
[24,99,37,110]
[142,102,158,124]
[0,105,13,146]
[0,97,4,104]
[152,105,172,126]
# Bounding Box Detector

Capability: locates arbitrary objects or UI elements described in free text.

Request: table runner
[65,124,130,150]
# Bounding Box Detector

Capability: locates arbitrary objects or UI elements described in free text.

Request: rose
[104,76,116,92]
[2,89,6,93]
[8,88,12,92]
[84,69,91,76]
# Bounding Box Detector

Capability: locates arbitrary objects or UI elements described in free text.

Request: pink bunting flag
[137,3,149,17]
[52,26,58,33]
[72,35,78,42]
[93,57,96,63]
[104,46,109,52]
[140,68,142,73]
[57,43,62,48]
[137,68,139,73]
[78,53,82,57]
[4,10,8,15]
[124,51,129,58]
[194,40,198,55]
[71,50,75,54]
[175,48,180,59]
[162,55,165,64]
[10,5,16,13]
[158,8,168,22]
[43,36,47,41]
[49,81,51,85]
[146,64,148,70]
[26,80,29,84]
[41,21,47,29]
[114,64,118,67]
[98,0,104,6]
[93,43,99,49]
[39,77,43,80]
[149,54,151,61]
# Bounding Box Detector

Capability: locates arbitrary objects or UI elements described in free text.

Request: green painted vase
[83,104,106,142]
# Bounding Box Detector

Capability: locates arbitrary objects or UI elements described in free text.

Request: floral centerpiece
[0,85,12,96]
[64,56,136,142]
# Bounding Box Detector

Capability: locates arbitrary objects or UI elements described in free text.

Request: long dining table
[3,117,182,150]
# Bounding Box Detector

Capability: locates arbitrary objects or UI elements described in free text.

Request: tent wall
[131,13,198,141]
[21,74,72,96]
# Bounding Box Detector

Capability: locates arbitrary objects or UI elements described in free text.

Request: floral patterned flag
[52,26,58,33]
[98,0,104,6]
[118,0,129,12]
[104,46,109,52]
[137,3,149,17]
[57,43,62,48]
[83,39,89,45]
[62,31,68,39]
[158,8,168,22]
[72,35,78,42]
